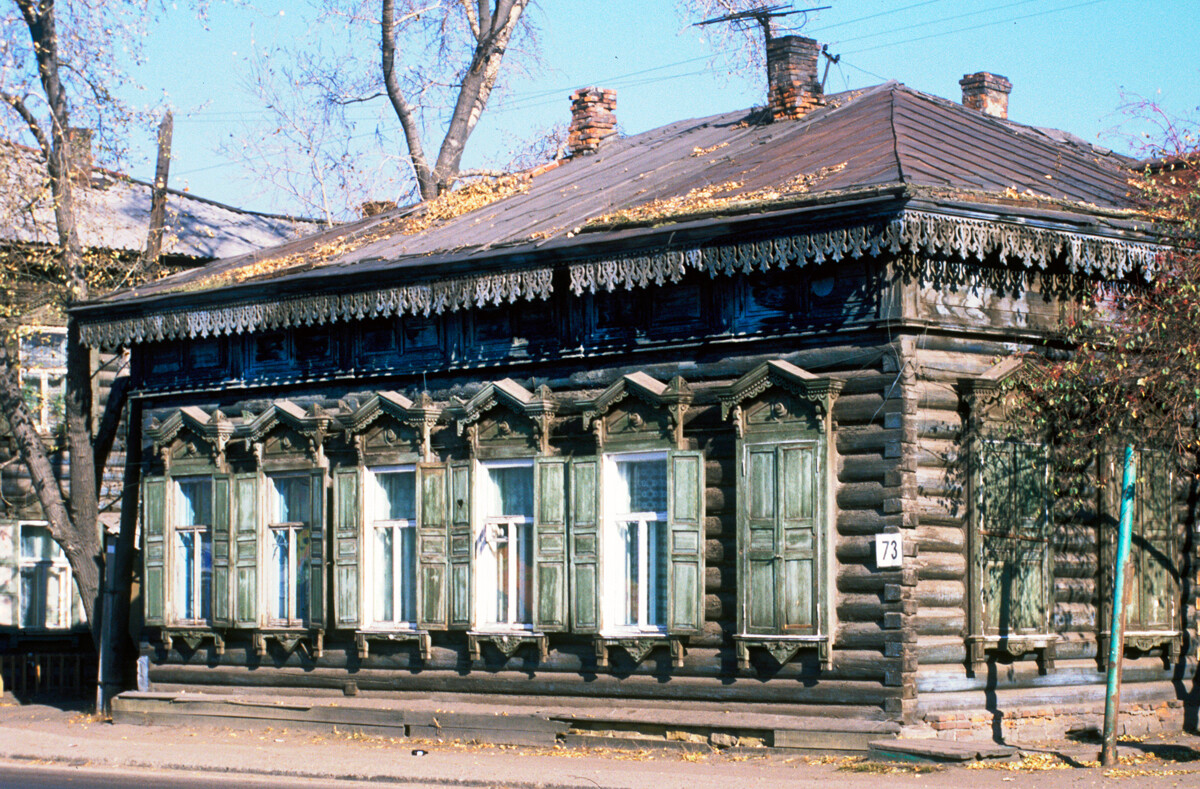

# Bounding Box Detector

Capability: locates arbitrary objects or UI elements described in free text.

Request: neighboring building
[73,38,1188,735]
[0,135,319,694]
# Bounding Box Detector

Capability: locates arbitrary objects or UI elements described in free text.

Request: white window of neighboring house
[603,452,669,633]
[267,474,312,626]
[172,477,213,623]
[18,327,67,435]
[368,466,418,627]
[476,460,534,629]
[18,524,71,629]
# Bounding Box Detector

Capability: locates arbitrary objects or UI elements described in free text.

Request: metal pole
[1101,445,1137,766]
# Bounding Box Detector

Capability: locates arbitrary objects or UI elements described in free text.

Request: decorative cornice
[339,391,442,462]
[79,209,1164,349]
[146,405,235,463]
[448,378,557,453]
[718,360,844,422]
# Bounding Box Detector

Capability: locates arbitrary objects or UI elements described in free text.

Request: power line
[832,0,1041,47]
[843,0,1117,56]
[809,0,950,32]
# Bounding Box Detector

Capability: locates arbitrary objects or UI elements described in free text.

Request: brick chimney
[568,88,617,157]
[65,127,93,182]
[766,35,823,120]
[959,72,1012,119]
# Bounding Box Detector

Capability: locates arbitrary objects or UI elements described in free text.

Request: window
[1114,450,1178,633]
[977,440,1051,636]
[476,461,534,629]
[19,524,72,630]
[267,474,312,625]
[602,452,669,632]
[18,327,67,434]
[173,477,213,622]
[368,467,418,626]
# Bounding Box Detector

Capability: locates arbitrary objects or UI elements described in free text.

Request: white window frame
[171,476,213,624]
[266,474,311,627]
[474,459,535,631]
[601,450,669,635]
[365,465,418,629]
[17,522,72,630]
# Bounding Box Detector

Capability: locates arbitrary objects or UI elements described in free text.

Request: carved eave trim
[719,360,844,423]
[80,209,1165,351]
[236,400,335,465]
[147,406,235,464]
[340,391,442,462]
[450,378,557,452]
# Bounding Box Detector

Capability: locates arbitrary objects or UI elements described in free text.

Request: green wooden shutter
[142,476,168,627]
[742,444,777,634]
[778,443,818,634]
[307,471,326,629]
[667,450,704,634]
[979,442,1048,636]
[569,457,600,633]
[1134,451,1175,629]
[533,458,568,632]
[416,463,449,629]
[232,473,260,628]
[448,460,472,629]
[211,475,233,627]
[332,467,362,629]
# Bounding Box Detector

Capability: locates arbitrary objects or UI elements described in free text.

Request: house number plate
[876,533,903,568]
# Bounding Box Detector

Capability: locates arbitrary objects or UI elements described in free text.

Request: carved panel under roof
[450,378,557,456]
[339,391,441,463]
[719,361,842,438]
[580,372,693,450]
[146,406,235,473]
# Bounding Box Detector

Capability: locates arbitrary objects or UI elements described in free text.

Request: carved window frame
[718,360,842,671]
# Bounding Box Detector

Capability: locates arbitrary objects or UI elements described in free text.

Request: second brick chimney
[959,72,1012,119]
[767,35,823,120]
[568,88,617,157]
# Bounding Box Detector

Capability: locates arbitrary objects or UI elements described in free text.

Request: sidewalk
[1,696,1199,788]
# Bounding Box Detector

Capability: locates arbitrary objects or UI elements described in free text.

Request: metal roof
[88,81,1142,308]
[0,141,323,261]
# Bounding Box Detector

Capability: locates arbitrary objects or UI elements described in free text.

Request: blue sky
[128,0,1199,217]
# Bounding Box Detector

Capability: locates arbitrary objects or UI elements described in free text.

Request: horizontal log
[705,486,731,515]
[915,553,966,582]
[1050,602,1096,632]
[915,580,964,609]
[835,622,888,649]
[915,525,965,554]
[704,538,725,564]
[704,566,728,593]
[833,392,889,425]
[835,535,874,563]
[836,510,903,535]
[147,662,894,707]
[915,442,960,469]
[837,426,898,455]
[837,594,888,624]
[704,459,731,487]
[916,412,961,440]
[838,453,894,484]
[915,383,960,412]
[914,609,964,637]
[916,656,1176,695]
[837,565,907,593]
[1054,577,1095,604]
[704,514,734,538]
[837,481,886,511]
[914,504,964,528]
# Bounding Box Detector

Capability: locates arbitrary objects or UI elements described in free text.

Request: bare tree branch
[382,0,436,199]
[0,90,51,162]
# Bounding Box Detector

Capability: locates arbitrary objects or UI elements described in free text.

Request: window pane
[399,526,417,622]
[375,526,394,622]
[21,526,60,561]
[200,532,212,621]
[295,528,311,622]
[176,478,212,526]
[617,459,667,514]
[622,521,638,627]
[376,472,416,521]
[271,530,289,619]
[495,527,509,623]
[485,466,533,518]
[272,476,311,523]
[648,521,668,626]
[19,567,40,628]
[46,566,63,628]
[516,522,533,623]
[175,530,196,619]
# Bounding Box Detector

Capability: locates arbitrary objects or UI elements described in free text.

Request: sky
[123,0,1200,218]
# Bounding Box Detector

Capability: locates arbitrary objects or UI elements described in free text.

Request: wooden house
[72,40,1190,735]
[0,134,319,695]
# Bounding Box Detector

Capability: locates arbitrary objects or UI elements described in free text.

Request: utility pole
[1101,445,1137,766]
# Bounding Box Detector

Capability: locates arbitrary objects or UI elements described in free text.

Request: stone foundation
[910,700,1186,742]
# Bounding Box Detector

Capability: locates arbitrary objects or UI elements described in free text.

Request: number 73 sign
[876,532,903,568]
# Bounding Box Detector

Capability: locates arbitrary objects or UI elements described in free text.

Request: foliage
[1004,119,1199,481]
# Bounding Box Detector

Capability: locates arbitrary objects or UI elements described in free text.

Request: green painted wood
[1132,451,1175,629]
[740,442,819,636]
[448,461,472,629]
[308,471,326,629]
[211,475,233,627]
[333,467,361,629]
[978,442,1049,636]
[417,463,449,629]
[667,450,704,633]
[233,473,260,628]
[569,458,600,633]
[143,476,167,627]
[533,458,568,631]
